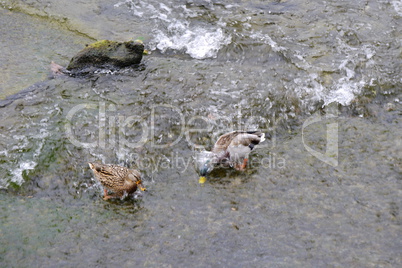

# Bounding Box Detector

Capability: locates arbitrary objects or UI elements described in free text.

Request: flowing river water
[0,0,401,267]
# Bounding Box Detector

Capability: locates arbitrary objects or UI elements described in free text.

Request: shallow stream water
[1,0,401,267]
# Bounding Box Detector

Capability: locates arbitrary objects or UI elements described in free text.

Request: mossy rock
[67,40,144,72]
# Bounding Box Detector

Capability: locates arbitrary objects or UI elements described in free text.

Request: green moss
[86,40,116,49]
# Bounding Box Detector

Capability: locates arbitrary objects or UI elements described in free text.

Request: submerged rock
[66,40,144,73]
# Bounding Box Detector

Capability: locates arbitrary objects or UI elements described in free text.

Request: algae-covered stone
[67,40,144,71]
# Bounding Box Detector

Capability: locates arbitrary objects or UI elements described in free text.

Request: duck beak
[199,176,207,184]
[136,180,147,191]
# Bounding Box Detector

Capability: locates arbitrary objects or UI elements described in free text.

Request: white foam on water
[294,73,327,105]
[1,123,50,188]
[392,1,402,16]
[296,42,376,107]
[9,161,37,187]
[114,1,231,59]
[294,69,367,107]
[322,42,377,106]
[250,32,287,53]
[323,58,366,106]
[325,80,365,106]
[153,24,231,59]
[252,30,377,107]
[114,0,145,17]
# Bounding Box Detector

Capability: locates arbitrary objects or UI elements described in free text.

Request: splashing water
[392,1,402,16]
[8,161,36,188]
[152,22,231,59]
[114,1,231,59]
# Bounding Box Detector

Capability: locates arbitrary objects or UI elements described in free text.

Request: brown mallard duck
[197,131,266,183]
[88,162,146,200]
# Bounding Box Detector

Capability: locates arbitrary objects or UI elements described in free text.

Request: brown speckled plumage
[88,162,146,200]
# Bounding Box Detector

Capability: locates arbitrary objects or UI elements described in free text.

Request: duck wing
[212,131,264,158]
[89,163,127,188]
[230,131,265,149]
[212,131,240,154]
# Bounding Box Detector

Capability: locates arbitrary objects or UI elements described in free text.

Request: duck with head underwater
[88,162,146,200]
[197,130,266,183]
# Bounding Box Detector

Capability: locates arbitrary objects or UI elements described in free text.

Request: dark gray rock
[67,40,144,72]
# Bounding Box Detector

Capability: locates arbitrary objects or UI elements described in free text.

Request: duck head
[195,151,217,184]
[199,159,215,183]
